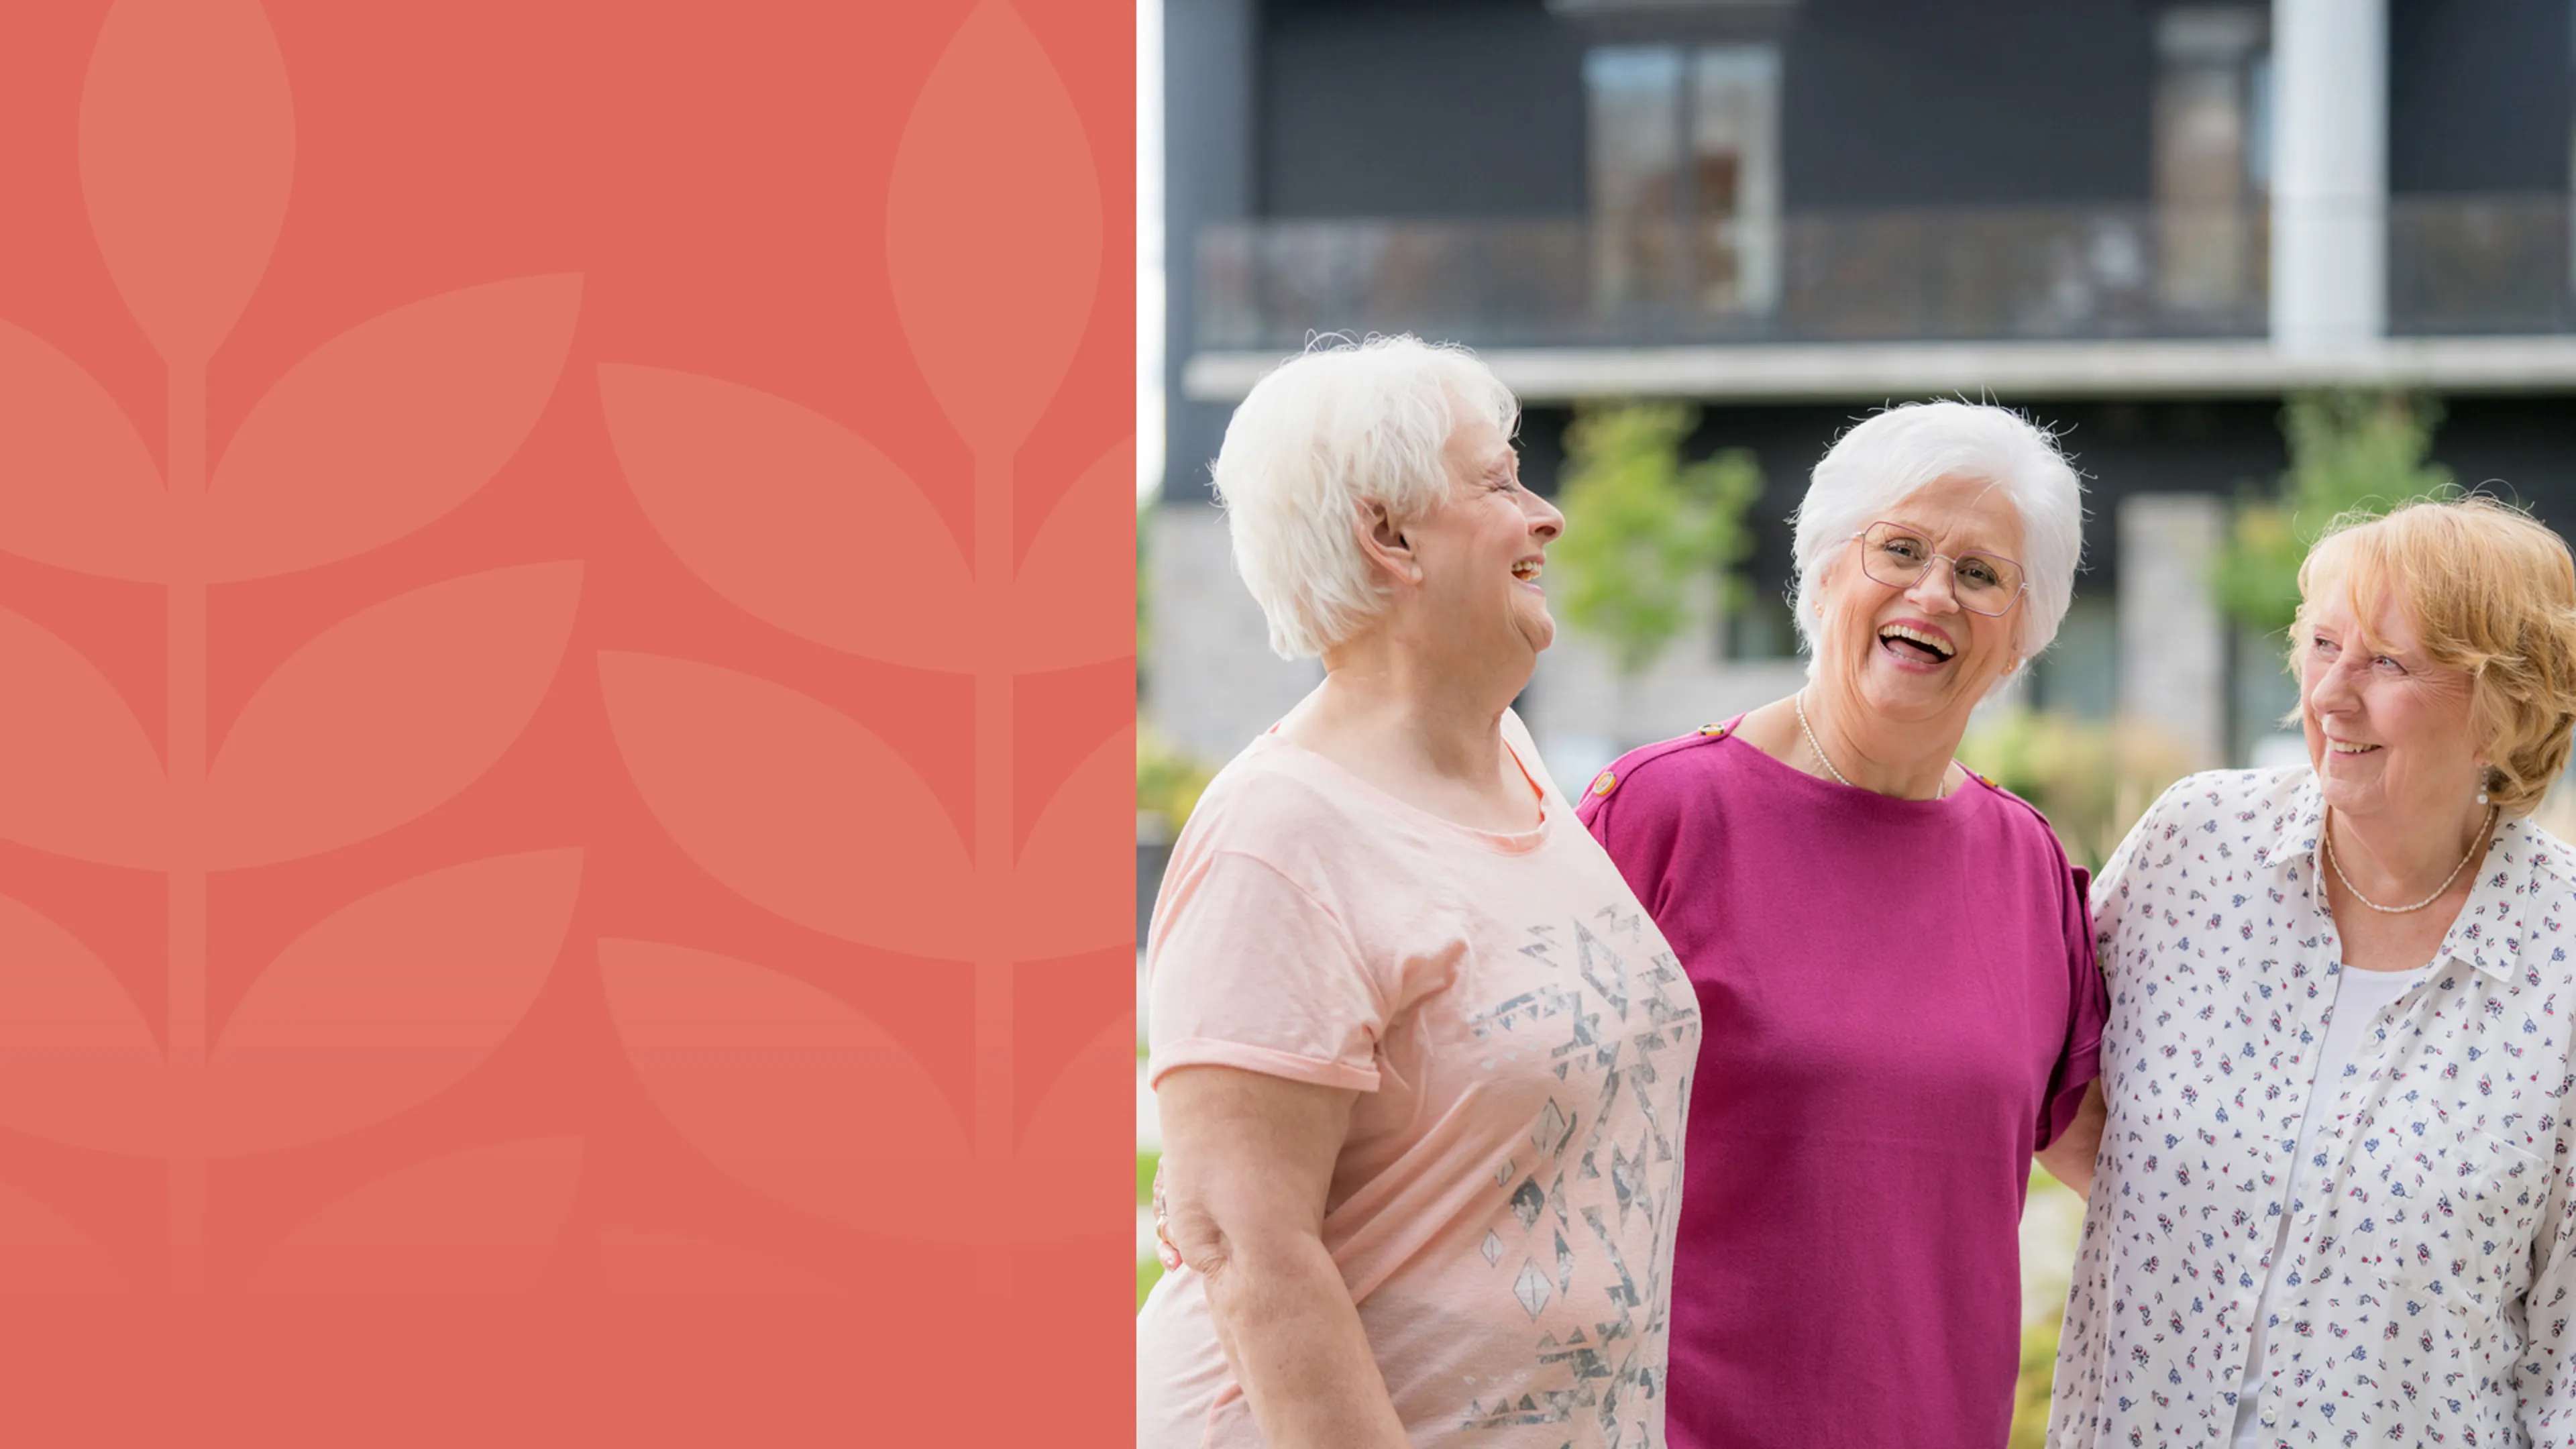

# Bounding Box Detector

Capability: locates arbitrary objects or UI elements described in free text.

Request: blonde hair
[2292,495,2576,815]
[1211,335,1518,659]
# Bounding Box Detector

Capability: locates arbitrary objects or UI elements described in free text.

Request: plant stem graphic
[975,451,1013,1295]
[168,363,209,1292]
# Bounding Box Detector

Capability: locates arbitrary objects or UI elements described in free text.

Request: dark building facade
[1153,0,2576,775]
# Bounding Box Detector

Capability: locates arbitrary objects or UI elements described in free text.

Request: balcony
[1193,194,2574,355]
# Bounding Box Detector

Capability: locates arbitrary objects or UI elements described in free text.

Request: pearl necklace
[1794,690,1949,800]
[2322,804,2496,914]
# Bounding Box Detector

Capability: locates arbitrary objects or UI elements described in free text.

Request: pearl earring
[2477,769,2491,807]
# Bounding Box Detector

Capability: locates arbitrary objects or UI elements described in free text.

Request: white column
[2268,0,2387,352]
[2118,494,2229,768]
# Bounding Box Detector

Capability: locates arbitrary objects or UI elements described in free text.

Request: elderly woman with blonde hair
[1136,336,1702,1449]
[1579,400,2107,1448]
[2049,496,2576,1448]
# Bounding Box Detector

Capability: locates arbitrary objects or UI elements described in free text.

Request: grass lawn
[1138,1149,1163,1307]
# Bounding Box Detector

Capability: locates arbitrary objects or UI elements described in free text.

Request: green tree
[1551,402,1764,675]
[2210,390,2454,634]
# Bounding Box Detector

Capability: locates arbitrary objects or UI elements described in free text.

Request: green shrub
[1962,710,2197,872]
[1552,402,1764,676]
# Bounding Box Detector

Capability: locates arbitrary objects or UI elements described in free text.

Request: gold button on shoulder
[1589,771,1617,797]
[1697,722,1729,738]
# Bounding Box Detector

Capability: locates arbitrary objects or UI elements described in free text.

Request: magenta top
[1576,722,2103,1449]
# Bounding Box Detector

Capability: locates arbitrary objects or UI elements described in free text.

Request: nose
[1903,557,1962,615]
[2306,647,2362,714]
[1526,489,1564,542]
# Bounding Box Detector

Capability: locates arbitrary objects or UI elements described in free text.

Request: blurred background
[1132,0,2576,1436]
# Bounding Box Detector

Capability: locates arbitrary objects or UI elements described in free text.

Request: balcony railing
[1194,195,2575,352]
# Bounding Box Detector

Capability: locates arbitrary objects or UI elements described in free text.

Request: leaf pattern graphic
[1010,723,1132,961]
[1012,439,1136,672]
[597,1226,839,1295]
[206,562,582,868]
[250,1137,582,1293]
[1004,1011,1133,1246]
[0,605,166,869]
[78,0,292,366]
[598,939,978,1241]
[597,653,973,959]
[0,894,170,1157]
[208,276,584,582]
[596,364,972,670]
[886,2,1102,451]
[200,849,580,1157]
[0,1177,126,1293]
[0,319,171,582]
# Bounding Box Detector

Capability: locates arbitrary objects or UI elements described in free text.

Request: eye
[2373,654,2406,673]
[2311,635,2338,657]
[1880,535,1927,562]
[1956,557,2002,588]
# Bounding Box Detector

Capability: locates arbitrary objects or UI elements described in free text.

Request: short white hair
[1790,400,2086,672]
[1210,335,1519,659]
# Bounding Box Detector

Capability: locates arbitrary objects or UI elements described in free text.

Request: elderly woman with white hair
[1577,400,2107,1448]
[1136,336,1703,1449]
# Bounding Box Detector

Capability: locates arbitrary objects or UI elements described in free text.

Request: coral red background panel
[0,0,1133,1440]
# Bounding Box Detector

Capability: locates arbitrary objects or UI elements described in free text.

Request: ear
[1354,500,1423,586]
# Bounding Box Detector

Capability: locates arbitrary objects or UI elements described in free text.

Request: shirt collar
[2263,769,2548,985]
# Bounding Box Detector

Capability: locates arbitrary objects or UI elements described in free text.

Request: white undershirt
[2231,962,2431,1449]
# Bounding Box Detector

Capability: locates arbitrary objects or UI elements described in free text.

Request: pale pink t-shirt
[1137,712,1702,1449]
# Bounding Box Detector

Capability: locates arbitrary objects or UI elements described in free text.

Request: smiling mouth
[1878,623,1954,663]
[1511,559,1543,584]
[2327,739,2381,755]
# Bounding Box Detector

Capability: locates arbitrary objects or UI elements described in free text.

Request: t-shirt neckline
[1258,727,1551,853]
[1711,711,1990,814]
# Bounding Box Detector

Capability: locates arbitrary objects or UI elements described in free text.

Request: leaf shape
[0,606,166,869]
[251,1138,582,1293]
[887,3,1104,451]
[201,849,580,1157]
[989,1010,1135,1247]
[0,1177,127,1292]
[0,319,170,581]
[206,563,580,867]
[1011,723,1131,960]
[598,653,972,959]
[599,941,975,1241]
[78,0,292,366]
[209,276,584,581]
[596,365,971,669]
[0,895,172,1157]
[598,1226,839,1295]
[1013,439,1136,671]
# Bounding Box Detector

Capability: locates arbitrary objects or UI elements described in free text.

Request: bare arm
[2035,1079,2106,1199]
[1156,1065,1408,1449]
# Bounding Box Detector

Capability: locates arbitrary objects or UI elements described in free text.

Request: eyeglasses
[1854,522,2027,616]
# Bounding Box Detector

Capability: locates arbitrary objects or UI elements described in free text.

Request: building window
[2153,7,2269,315]
[1586,44,1780,318]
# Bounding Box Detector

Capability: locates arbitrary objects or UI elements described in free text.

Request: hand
[1152,1159,1183,1271]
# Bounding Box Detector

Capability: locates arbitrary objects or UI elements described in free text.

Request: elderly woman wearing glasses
[1577,401,2106,1449]
[2045,496,2576,1449]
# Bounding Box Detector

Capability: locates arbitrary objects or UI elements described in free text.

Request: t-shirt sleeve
[2037,861,2107,1148]
[1576,755,1682,920]
[1146,849,1391,1094]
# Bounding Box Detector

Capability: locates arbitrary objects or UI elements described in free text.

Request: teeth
[1512,560,1542,582]
[1878,624,1954,659]
[2328,740,2379,755]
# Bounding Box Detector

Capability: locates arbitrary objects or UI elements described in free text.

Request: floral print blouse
[2049,767,2576,1449]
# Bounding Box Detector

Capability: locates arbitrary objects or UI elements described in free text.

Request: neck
[1801,682,1963,800]
[1296,629,1525,784]
[2326,799,2495,904]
